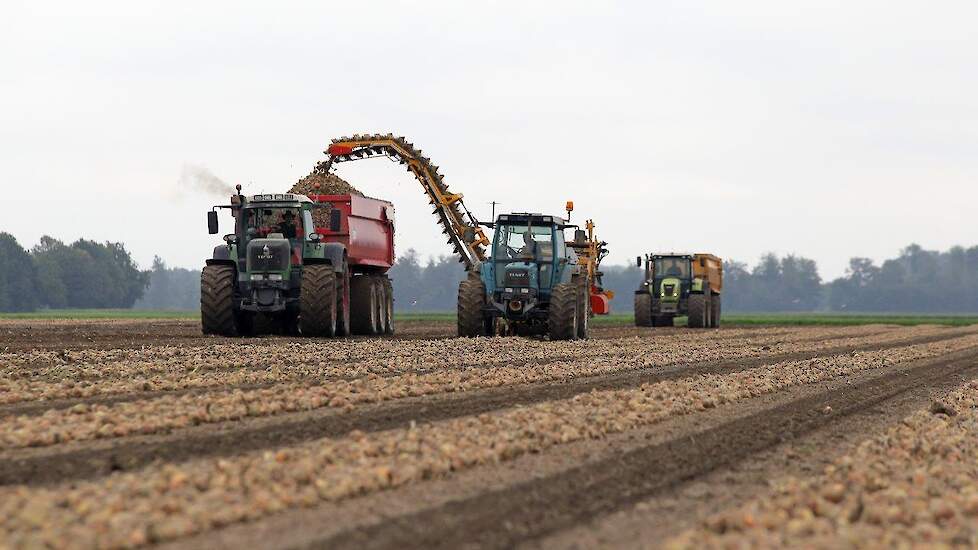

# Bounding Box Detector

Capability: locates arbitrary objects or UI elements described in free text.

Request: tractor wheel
[382,277,395,335]
[634,293,653,327]
[711,294,722,328]
[574,276,590,339]
[300,264,337,337]
[335,266,351,337]
[201,265,238,336]
[458,276,488,337]
[687,293,707,328]
[548,282,579,341]
[351,275,378,335]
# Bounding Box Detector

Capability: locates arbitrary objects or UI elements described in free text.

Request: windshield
[243,206,304,240]
[653,257,691,278]
[493,224,554,262]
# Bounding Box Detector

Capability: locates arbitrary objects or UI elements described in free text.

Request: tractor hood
[503,261,539,289]
[659,276,682,302]
[247,237,291,273]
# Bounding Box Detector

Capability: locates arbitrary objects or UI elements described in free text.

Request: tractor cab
[483,213,572,320]
[641,253,694,314]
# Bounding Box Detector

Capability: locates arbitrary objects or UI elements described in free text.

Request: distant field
[0,309,199,320]
[3,309,977,326]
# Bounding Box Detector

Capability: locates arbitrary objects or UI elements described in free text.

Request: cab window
[654,258,690,278]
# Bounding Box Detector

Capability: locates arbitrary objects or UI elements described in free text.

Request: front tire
[300,264,337,336]
[458,275,488,337]
[687,293,707,328]
[634,293,653,327]
[201,265,238,336]
[548,282,579,341]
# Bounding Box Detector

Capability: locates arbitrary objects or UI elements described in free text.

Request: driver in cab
[518,231,537,260]
[277,211,299,239]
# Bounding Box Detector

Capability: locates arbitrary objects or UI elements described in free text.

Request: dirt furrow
[0,325,910,417]
[0,329,968,487]
[314,348,978,550]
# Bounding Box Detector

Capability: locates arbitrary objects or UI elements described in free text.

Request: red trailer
[309,194,395,335]
[309,194,395,272]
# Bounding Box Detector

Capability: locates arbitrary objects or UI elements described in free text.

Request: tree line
[0,234,150,312]
[390,244,978,314]
[3,232,978,313]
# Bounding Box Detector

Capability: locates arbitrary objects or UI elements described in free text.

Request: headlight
[251,274,264,281]
[268,274,283,281]
[521,288,529,293]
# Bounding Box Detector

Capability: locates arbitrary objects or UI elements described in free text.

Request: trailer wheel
[351,276,378,335]
[201,265,238,336]
[382,277,394,335]
[300,264,337,337]
[548,282,579,341]
[710,293,721,328]
[634,293,653,327]
[371,277,386,335]
[458,276,488,337]
[335,265,351,337]
[687,293,707,328]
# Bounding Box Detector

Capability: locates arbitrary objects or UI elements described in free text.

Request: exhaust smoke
[179,164,235,196]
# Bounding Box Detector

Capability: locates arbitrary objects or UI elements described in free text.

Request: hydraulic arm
[320,134,490,270]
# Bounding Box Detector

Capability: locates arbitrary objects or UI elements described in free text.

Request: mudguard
[206,245,236,267]
[304,242,346,273]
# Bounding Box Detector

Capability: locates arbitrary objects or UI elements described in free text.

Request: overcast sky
[2,1,975,279]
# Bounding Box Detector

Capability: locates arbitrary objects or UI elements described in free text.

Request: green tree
[0,233,39,312]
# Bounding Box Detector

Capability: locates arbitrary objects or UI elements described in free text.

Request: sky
[1,0,976,280]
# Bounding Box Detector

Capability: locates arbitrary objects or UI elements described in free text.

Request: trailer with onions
[200,187,395,337]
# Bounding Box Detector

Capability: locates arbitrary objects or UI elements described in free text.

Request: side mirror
[636,256,642,268]
[207,211,219,234]
[329,209,342,232]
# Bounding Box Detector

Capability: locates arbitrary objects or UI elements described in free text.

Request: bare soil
[2,319,976,549]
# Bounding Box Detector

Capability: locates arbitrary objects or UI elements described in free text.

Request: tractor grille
[663,283,676,296]
[505,269,531,287]
[247,239,290,272]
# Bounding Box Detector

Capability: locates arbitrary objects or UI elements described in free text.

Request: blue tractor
[457,206,610,340]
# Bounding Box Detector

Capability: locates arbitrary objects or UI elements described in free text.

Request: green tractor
[201,186,395,337]
[634,253,723,328]
[457,209,611,340]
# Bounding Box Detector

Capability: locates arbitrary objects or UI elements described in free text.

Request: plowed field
[3,319,978,549]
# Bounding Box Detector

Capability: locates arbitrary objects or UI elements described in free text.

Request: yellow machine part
[324,134,490,270]
[692,253,723,293]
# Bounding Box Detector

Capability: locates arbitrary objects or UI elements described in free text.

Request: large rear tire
[351,275,378,335]
[687,293,707,328]
[548,282,579,341]
[458,276,488,337]
[300,264,337,337]
[201,265,238,336]
[710,293,721,328]
[634,293,653,327]
[574,276,590,339]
